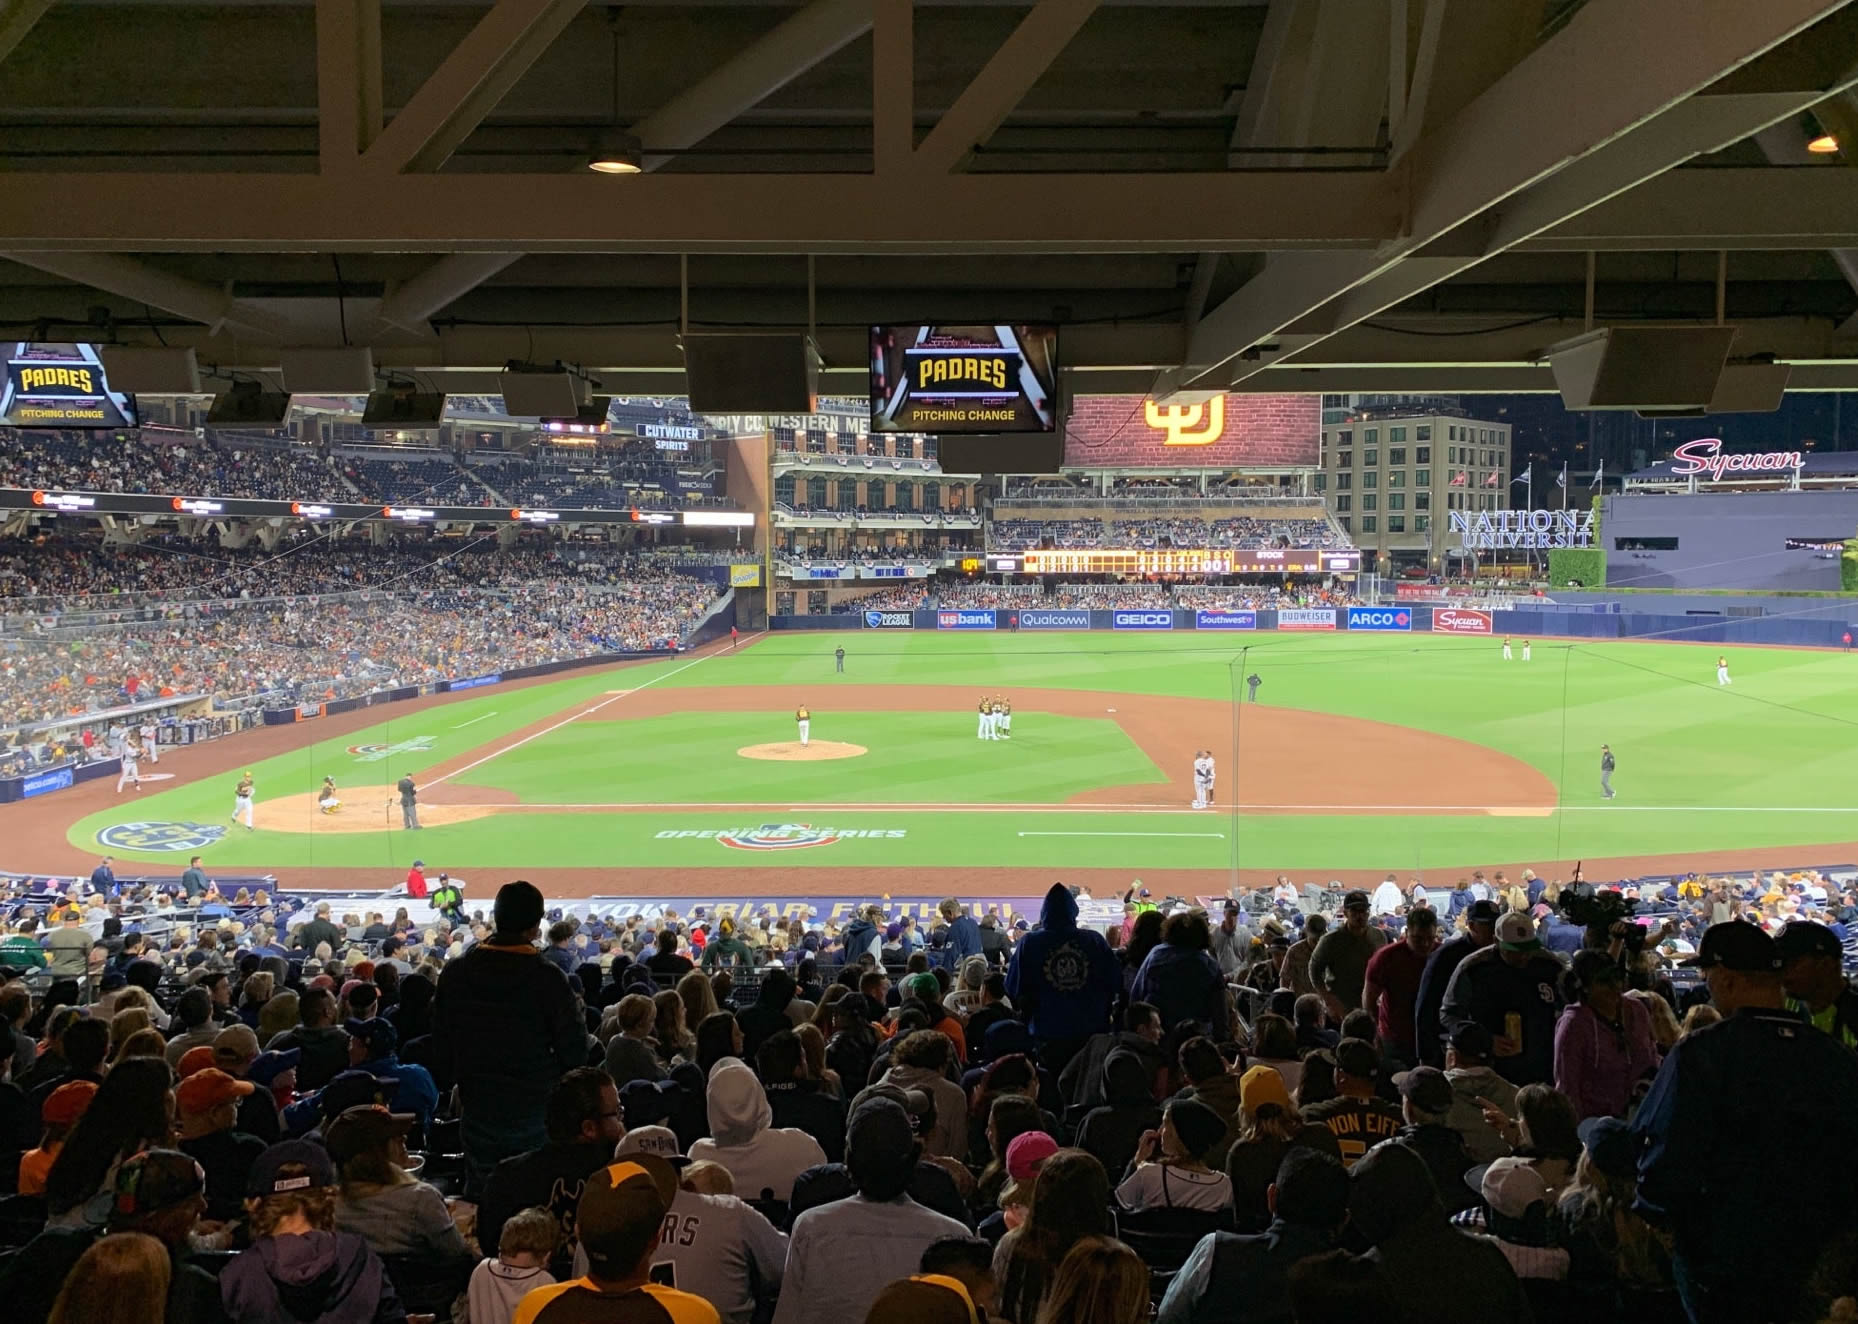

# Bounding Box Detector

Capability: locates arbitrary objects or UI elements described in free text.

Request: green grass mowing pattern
[66,632,1858,873]
[448,710,1165,804]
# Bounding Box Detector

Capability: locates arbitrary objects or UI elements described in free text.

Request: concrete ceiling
[0,0,1854,398]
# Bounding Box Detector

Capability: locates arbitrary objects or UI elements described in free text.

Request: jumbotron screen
[869,324,1058,434]
[2,342,137,429]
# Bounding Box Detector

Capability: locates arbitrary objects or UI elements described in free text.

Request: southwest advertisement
[1278,608,1338,631]
[1195,610,1257,630]
[936,609,997,631]
[1347,606,1413,632]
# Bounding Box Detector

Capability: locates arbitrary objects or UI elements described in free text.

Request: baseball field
[36,630,1858,897]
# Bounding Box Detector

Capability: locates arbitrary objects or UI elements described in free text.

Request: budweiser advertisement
[1432,607,1493,635]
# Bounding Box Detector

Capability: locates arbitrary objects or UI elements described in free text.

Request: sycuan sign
[1668,437,1804,480]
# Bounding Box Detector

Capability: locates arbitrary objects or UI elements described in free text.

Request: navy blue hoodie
[1005,885,1118,1042]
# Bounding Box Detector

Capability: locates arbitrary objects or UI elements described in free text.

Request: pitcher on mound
[796,703,811,748]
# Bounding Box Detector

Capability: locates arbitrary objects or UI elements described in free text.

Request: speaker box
[361,388,447,427]
[1706,363,1792,413]
[1545,327,1736,411]
[937,433,1065,475]
[683,333,818,412]
[98,347,201,394]
[206,382,291,426]
[500,368,588,419]
[280,348,376,394]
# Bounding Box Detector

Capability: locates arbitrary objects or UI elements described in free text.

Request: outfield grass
[66,632,1858,875]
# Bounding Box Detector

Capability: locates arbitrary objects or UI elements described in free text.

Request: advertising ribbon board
[936,609,997,631]
[1346,606,1413,632]
[1112,611,1174,631]
[1195,610,1257,630]
[1017,609,1091,630]
[1432,608,1494,635]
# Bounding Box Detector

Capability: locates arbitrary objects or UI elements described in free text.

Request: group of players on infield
[977,695,1013,740]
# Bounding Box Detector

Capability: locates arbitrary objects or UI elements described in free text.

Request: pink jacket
[1553,998,1659,1121]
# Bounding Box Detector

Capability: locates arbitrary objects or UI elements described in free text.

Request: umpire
[397,773,420,830]
[1246,672,1262,702]
[834,645,845,673]
[1599,744,1616,800]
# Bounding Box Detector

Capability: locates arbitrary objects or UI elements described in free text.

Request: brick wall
[1063,394,1318,468]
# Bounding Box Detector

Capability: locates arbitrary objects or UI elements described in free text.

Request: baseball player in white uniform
[1522,640,1532,662]
[795,704,811,748]
[232,771,256,830]
[1000,698,1012,738]
[116,742,141,793]
[1192,750,1215,808]
[1502,636,1513,661]
[978,696,994,740]
[1717,654,1731,686]
[138,720,159,763]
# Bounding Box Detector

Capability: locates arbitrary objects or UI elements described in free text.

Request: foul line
[452,711,498,729]
[422,798,1858,815]
[423,652,719,790]
[1018,830,1227,839]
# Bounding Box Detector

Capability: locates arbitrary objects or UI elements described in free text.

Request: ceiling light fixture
[588,9,640,174]
[1808,133,1840,154]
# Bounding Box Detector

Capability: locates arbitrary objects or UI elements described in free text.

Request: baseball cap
[1577,1115,1640,1180]
[1496,911,1540,951]
[1166,1098,1227,1160]
[344,1017,397,1055]
[1447,1022,1494,1059]
[112,1149,205,1220]
[577,1156,680,1277]
[1472,1154,1553,1218]
[865,1276,981,1324]
[247,1139,337,1197]
[212,1023,261,1067]
[901,972,941,1004]
[323,1104,415,1164]
[41,1079,97,1126]
[493,880,546,936]
[848,1096,920,1178]
[1239,1064,1294,1119]
[176,1045,217,1079]
[247,1049,300,1087]
[1334,1039,1380,1081]
[316,1068,400,1121]
[614,1126,682,1160]
[1394,1065,1454,1114]
[176,1067,255,1116]
[1466,900,1502,924]
[1005,1131,1058,1182]
[1682,920,1782,972]
[1342,890,1370,911]
[1775,921,1843,963]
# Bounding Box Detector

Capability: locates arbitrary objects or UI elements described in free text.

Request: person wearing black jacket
[266,988,351,1092]
[295,902,344,956]
[433,881,589,1180]
[1439,912,1565,1087]
[1413,901,1499,1067]
[477,1067,625,1279]
[737,968,799,1063]
[1388,1067,1476,1215]
[758,1029,846,1164]
[1157,1147,1347,1324]
[1075,1049,1162,1185]
[1058,1002,1165,1114]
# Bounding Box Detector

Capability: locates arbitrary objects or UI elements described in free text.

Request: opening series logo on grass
[656,824,909,850]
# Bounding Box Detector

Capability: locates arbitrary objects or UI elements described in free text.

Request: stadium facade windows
[1364,449,1378,467]
[1362,516,1377,532]
[1389,516,1405,532]
[1415,470,1430,487]
[1363,472,1377,489]
[1390,448,1406,465]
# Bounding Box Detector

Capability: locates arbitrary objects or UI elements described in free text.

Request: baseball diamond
[30,629,1858,897]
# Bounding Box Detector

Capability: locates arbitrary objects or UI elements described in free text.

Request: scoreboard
[1009,548,1360,575]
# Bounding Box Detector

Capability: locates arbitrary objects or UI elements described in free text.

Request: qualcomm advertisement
[1018,609,1091,630]
[864,611,914,629]
[936,609,997,631]
[1346,606,1413,632]
[1112,610,1174,631]
[1195,610,1257,630]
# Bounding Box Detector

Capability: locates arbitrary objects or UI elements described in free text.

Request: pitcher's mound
[738,741,867,762]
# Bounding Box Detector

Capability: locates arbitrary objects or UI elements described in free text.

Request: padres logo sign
[98,821,227,853]
[1144,396,1225,446]
[716,824,842,852]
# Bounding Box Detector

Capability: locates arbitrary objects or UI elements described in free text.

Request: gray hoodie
[1444,1065,1516,1164]
[687,1057,826,1200]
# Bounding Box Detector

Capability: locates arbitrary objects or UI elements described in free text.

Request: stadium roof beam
[371,251,524,334]
[360,0,583,176]
[1522,167,1858,250]
[315,0,384,172]
[913,0,1102,174]
[0,250,300,341]
[1165,0,1858,395]
[0,0,54,69]
[629,0,874,172]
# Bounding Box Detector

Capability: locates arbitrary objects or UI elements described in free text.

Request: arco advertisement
[1346,606,1412,632]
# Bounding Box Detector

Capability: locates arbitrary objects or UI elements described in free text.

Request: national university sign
[1450,509,1594,550]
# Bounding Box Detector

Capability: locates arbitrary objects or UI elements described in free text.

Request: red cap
[176,1068,256,1116]
[42,1080,98,1126]
[177,1045,217,1079]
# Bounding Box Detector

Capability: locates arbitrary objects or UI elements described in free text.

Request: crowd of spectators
[0,431,350,502]
[828,588,931,614]
[0,541,720,724]
[0,859,1847,1323]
